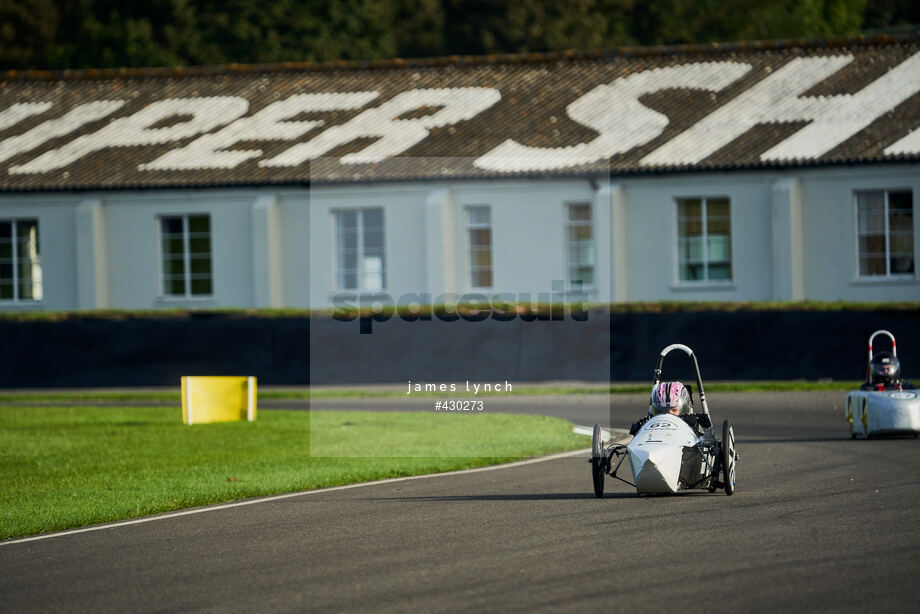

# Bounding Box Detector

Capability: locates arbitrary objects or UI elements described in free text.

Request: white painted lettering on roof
[641,56,854,166]
[473,62,751,172]
[0,102,52,131]
[259,87,501,167]
[642,52,920,166]
[0,101,125,165]
[885,128,920,155]
[0,49,918,180]
[761,52,920,161]
[141,92,379,170]
[9,97,249,174]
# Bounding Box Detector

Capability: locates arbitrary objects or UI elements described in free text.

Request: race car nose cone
[632,447,682,494]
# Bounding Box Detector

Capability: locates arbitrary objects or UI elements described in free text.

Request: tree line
[0,0,917,70]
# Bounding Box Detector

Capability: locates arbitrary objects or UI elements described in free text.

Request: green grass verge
[0,406,585,540]
[0,380,864,404]
[306,380,864,397]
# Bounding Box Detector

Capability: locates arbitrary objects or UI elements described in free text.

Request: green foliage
[440,0,638,55]
[0,0,398,69]
[0,0,906,70]
[862,0,920,33]
[630,0,867,45]
[0,0,60,69]
[0,300,916,322]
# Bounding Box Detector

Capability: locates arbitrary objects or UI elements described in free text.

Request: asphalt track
[3,391,920,612]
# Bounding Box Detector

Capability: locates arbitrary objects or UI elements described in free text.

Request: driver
[860,352,916,391]
[630,381,708,435]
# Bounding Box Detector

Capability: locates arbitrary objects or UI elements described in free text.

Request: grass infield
[0,380,862,404]
[0,406,586,540]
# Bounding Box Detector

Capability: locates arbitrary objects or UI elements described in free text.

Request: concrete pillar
[590,181,613,303]
[771,177,804,300]
[252,194,283,307]
[75,199,108,309]
[599,182,627,302]
[424,189,455,295]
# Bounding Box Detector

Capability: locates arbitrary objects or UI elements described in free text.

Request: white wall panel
[0,164,916,310]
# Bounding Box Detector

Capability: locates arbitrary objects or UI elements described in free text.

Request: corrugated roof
[0,35,918,191]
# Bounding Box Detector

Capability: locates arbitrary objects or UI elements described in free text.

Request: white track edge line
[2,447,590,546]
[573,425,630,441]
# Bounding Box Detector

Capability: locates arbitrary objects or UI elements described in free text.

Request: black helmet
[869,352,901,386]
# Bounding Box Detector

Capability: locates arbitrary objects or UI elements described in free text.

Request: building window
[856,190,914,277]
[335,208,385,291]
[0,219,42,301]
[677,197,732,282]
[566,203,594,289]
[160,214,212,297]
[467,206,492,288]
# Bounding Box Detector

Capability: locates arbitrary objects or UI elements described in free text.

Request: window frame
[0,218,43,303]
[156,213,214,300]
[465,205,493,290]
[563,201,596,291]
[332,207,386,293]
[673,196,733,285]
[853,189,915,280]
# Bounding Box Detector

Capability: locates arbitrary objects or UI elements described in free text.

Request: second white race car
[846,330,920,438]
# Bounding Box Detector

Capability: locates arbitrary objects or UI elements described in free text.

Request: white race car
[591,344,737,497]
[846,330,920,438]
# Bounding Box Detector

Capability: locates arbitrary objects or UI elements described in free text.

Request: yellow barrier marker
[181,376,257,425]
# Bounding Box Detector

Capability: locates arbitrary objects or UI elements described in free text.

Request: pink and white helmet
[649,381,691,416]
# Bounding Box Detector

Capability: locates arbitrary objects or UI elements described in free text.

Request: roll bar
[868,330,896,361]
[867,330,897,383]
[652,344,709,415]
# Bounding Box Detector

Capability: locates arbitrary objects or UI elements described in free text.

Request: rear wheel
[592,424,605,498]
[721,420,736,496]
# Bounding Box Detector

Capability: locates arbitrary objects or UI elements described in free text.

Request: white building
[0,37,918,311]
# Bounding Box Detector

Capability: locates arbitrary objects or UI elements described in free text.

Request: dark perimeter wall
[0,309,918,387]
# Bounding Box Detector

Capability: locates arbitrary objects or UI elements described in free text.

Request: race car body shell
[627,414,700,494]
[846,389,920,437]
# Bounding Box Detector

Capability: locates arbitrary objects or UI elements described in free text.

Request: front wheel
[721,420,736,495]
[592,424,605,498]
